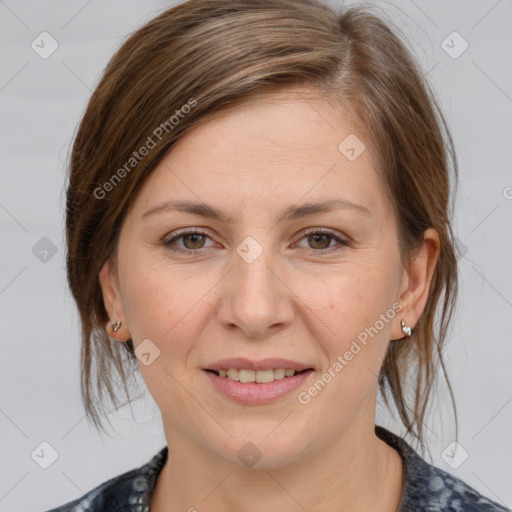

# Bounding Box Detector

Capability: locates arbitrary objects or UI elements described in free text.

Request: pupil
[311,234,329,249]
[186,234,204,248]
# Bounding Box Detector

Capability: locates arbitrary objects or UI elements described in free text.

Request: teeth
[274,368,286,379]
[227,368,239,381]
[215,368,300,383]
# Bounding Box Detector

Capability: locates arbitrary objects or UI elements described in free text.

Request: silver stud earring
[401,319,412,337]
[112,321,122,333]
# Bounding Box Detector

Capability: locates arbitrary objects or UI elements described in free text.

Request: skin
[99,87,440,512]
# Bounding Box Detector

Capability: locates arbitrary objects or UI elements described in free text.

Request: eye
[295,229,349,254]
[162,228,349,255]
[162,228,215,254]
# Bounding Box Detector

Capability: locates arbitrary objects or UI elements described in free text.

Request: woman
[45,0,510,511]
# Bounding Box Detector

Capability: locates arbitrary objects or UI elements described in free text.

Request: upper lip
[204,358,314,372]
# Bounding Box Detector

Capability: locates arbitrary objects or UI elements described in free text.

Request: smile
[203,368,314,405]
[208,368,307,383]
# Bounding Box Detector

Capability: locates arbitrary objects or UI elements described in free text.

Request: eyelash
[162,228,349,256]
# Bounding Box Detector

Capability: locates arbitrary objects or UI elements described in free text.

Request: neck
[151,418,404,512]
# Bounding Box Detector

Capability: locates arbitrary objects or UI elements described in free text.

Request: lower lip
[203,369,314,405]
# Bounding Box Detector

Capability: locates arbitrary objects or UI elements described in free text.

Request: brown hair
[65,0,459,449]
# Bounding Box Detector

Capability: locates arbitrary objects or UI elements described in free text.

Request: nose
[216,241,294,339]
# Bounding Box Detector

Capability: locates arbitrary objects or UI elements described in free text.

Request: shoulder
[404,458,510,512]
[375,426,511,512]
[42,446,168,512]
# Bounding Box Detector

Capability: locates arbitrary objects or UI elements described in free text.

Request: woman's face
[100,89,427,468]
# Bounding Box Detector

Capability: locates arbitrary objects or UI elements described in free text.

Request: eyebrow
[142,198,370,224]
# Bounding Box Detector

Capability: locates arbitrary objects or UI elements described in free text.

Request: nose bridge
[220,232,292,337]
[233,233,279,305]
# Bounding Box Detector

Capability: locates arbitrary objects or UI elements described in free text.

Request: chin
[213,431,310,470]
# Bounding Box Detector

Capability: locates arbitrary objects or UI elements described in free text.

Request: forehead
[129,88,388,222]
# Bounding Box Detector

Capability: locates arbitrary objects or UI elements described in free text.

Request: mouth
[203,357,315,384]
[202,358,315,405]
[204,367,313,383]
[203,367,315,405]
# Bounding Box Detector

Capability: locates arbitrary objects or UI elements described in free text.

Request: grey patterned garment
[44,426,510,512]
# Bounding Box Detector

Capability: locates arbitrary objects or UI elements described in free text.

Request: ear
[391,228,440,340]
[98,260,131,341]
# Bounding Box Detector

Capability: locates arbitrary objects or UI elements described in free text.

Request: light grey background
[0,1,511,511]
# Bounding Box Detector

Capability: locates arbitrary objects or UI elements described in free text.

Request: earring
[401,319,412,337]
[112,321,122,333]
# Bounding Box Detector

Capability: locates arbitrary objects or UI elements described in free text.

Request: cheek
[120,260,215,350]
[119,264,211,412]
[295,263,398,428]
[321,259,396,328]
[305,254,399,367]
